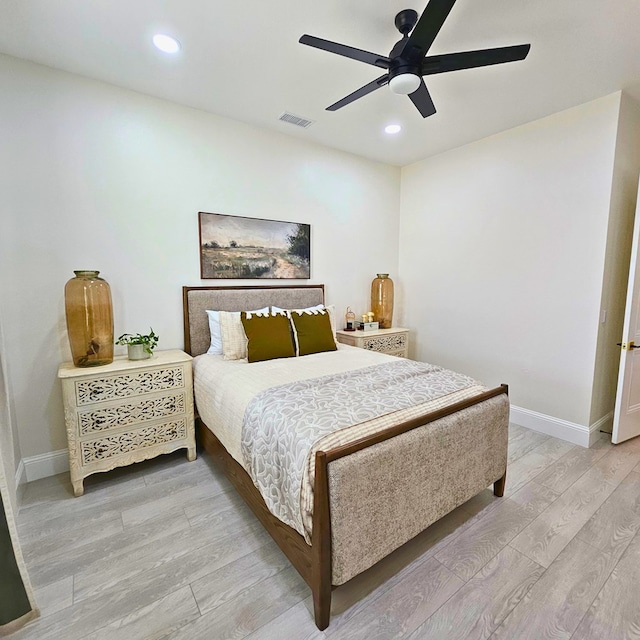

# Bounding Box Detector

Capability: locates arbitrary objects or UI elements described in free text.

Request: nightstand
[336,327,409,358]
[58,349,196,496]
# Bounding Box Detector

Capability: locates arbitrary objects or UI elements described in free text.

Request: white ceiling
[2,0,640,166]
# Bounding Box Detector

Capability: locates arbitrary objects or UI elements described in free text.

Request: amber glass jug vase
[64,270,114,367]
[371,273,394,329]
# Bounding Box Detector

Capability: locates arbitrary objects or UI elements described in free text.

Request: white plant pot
[127,344,150,360]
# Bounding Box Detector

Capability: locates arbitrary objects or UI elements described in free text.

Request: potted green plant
[116,328,159,360]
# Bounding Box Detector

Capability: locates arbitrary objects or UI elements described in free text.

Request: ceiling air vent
[279,112,314,128]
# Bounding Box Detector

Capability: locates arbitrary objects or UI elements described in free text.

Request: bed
[182,284,509,630]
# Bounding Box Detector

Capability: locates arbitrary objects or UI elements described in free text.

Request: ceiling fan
[299,0,530,118]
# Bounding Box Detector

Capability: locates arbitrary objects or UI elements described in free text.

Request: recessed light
[384,124,402,135]
[153,34,181,54]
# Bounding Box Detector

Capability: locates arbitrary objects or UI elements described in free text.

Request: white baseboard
[14,458,27,504]
[590,412,613,443]
[14,458,26,487]
[12,407,614,487]
[20,449,69,483]
[510,405,610,448]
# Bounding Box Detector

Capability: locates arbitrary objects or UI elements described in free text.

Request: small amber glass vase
[64,270,114,367]
[371,273,394,329]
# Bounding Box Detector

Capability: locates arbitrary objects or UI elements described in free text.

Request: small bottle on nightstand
[344,307,356,331]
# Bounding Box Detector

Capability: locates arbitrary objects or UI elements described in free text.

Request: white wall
[0,54,400,462]
[399,94,621,432]
[0,312,21,509]
[590,93,640,427]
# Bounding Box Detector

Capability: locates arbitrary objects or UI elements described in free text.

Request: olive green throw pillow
[290,310,337,356]
[240,312,295,363]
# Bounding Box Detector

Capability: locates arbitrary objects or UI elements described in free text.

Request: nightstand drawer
[74,366,185,406]
[336,328,410,358]
[77,391,187,435]
[361,333,407,355]
[80,418,189,466]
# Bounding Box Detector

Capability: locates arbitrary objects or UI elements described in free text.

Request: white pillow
[218,307,270,360]
[272,304,324,313]
[205,310,223,355]
[271,304,324,313]
[272,304,337,340]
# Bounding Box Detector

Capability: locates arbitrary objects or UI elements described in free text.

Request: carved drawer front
[75,366,185,406]
[77,392,186,435]
[80,418,188,465]
[362,334,407,354]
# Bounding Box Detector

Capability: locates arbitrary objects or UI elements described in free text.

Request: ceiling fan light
[389,73,421,95]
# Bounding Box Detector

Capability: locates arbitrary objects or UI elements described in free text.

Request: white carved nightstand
[335,327,410,358]
[58,349,196,496]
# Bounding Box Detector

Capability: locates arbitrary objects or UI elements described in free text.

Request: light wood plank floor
[12,425,640,640]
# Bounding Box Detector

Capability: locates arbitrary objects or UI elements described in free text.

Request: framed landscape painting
[199,212,311,279]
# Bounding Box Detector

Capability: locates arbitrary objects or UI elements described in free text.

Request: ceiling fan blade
[422,44,531,75]
[300,35,390,69]
[327,74,390,111]
[400,0,458,59]
[409,80,437,118]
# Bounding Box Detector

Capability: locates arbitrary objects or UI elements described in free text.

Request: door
[613,189,640,444]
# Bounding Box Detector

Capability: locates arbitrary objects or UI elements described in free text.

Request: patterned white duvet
[193,344,395,463]
[193,345,485,541]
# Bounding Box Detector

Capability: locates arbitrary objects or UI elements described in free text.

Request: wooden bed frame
[183,284,509,630]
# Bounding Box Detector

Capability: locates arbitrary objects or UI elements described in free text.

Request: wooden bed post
[311,450,332,630]
[493,473,506,497]
[493,383,509,497]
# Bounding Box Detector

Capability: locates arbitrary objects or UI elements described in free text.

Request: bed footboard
[311,385,509,629]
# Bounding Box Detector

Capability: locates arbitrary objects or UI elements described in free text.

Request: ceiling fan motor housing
[394,9,419,36]
[388,10,424,97]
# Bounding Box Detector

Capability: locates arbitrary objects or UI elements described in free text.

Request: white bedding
[193,343,395,464]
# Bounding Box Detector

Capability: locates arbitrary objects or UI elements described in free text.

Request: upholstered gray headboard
[182,285,325,356]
